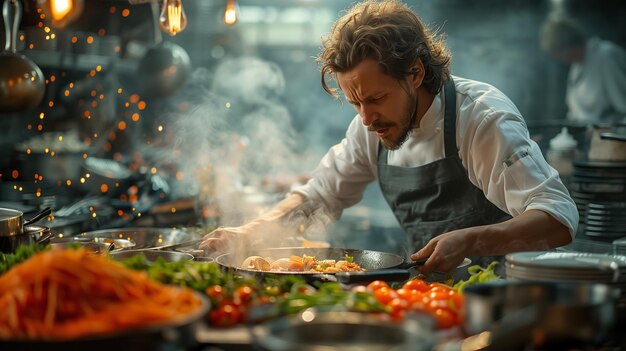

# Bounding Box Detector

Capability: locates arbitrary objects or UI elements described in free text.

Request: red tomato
[208,303,242,327]
[373,287,398,305]
[205,285,225,303]
[409,300,426,312]
[388,298,408,320]
[402,279,430,293]
[396,288,423,304]
[429,283,453,293]
[432,308,457,329]
[367,280,390,292]
[427,299,451,313]
[234,286,254,305]
[427,290,451,302]
[447,290,463,312]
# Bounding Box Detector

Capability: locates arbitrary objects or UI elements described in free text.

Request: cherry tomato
[205,285,225,303]
[208,303,242,327]
[402,279,430,293]
[234,286,254,305]
[387,298,408,320]
[396,288,423,304]
[373,286,398,305]
[427,299,451,313]
[447,290,463,312]
[367,280,390,292]
[432,308,457,329]
[429,283,453,293]
[427,290,451,301]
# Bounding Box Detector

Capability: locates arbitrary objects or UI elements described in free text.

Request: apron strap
[443,78,458,158]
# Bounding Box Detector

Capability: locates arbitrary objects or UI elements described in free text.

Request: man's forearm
[255,193,307,223]
[468,209,572,257]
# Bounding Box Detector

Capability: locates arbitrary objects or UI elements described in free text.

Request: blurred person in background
[541,16,626,124]
[201,0,578,273]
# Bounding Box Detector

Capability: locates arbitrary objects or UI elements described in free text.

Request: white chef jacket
[567,37,626,123]
[294,76,579,237]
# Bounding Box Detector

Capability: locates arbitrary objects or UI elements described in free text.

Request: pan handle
[335,269,411,284]
[396,257,428,270]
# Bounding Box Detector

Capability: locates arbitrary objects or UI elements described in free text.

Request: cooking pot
[0,207,51,237]
[0,0,45,112]
[136,2,191,98]
[462,280,619,349]
[251,308,434,351]
[0,224,53,253]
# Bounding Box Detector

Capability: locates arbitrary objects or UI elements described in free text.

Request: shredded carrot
[0,248,203,340]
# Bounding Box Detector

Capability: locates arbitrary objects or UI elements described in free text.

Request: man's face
[337,59,418,150]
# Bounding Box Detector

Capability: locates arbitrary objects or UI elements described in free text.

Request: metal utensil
[136,1,191,98]
[462,280,619,349]
[0,0,45,112]
[109,249,194,262]
[155,238,203,251]
[23,207,51,227]
[250,308,435,351]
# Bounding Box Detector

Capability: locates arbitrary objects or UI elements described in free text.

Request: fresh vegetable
[365,278,464,329]
[0,248,203,340]
[452,261,500,293]
[0,243,49,275]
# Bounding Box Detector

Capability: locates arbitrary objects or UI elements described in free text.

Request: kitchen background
[1,0,625,255]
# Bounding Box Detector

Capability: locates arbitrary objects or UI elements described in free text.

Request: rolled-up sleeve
[462,111,579,237]
[292,117,377,219]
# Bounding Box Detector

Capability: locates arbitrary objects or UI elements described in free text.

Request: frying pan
[215,247,470,284]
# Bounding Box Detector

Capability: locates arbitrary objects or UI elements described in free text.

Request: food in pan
[0,248,204,340]
[241,254,365,273]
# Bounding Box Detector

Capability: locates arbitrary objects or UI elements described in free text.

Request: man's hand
[410,209,573,274]
[410,228,477,274]
[199,220,268,252]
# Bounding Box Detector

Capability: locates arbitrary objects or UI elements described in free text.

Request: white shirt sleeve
[460,110,579,237]
[292,117,377,219]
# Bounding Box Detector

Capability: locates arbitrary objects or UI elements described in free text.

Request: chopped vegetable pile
[452,261,501,293]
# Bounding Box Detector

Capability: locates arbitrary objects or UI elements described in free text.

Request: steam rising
[172,57,331,257]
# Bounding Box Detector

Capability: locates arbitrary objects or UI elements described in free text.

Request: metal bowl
[462,280,619,347]
[251,309,434,351]
[109,249,193,263]
[51,236,135,252]
[75,227,197,250]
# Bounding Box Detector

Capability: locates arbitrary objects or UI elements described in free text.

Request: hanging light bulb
[159,0,188,36]
[224,0,238,26]
[40,0,83,28]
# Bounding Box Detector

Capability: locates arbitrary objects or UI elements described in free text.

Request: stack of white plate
[505,251,626,301]
[584,202,626,239]
[614,237,626,256]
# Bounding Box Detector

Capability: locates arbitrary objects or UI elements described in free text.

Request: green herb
[453,261,500,293]
[345,255,354,263]
[0,244,50,275]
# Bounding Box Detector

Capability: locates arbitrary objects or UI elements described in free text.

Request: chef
[201,0,578,274]
[541,16,626,124]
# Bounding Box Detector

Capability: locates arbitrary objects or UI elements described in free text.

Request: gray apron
[377,79,511,259]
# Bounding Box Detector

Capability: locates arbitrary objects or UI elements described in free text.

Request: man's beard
[379,93,418,150]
